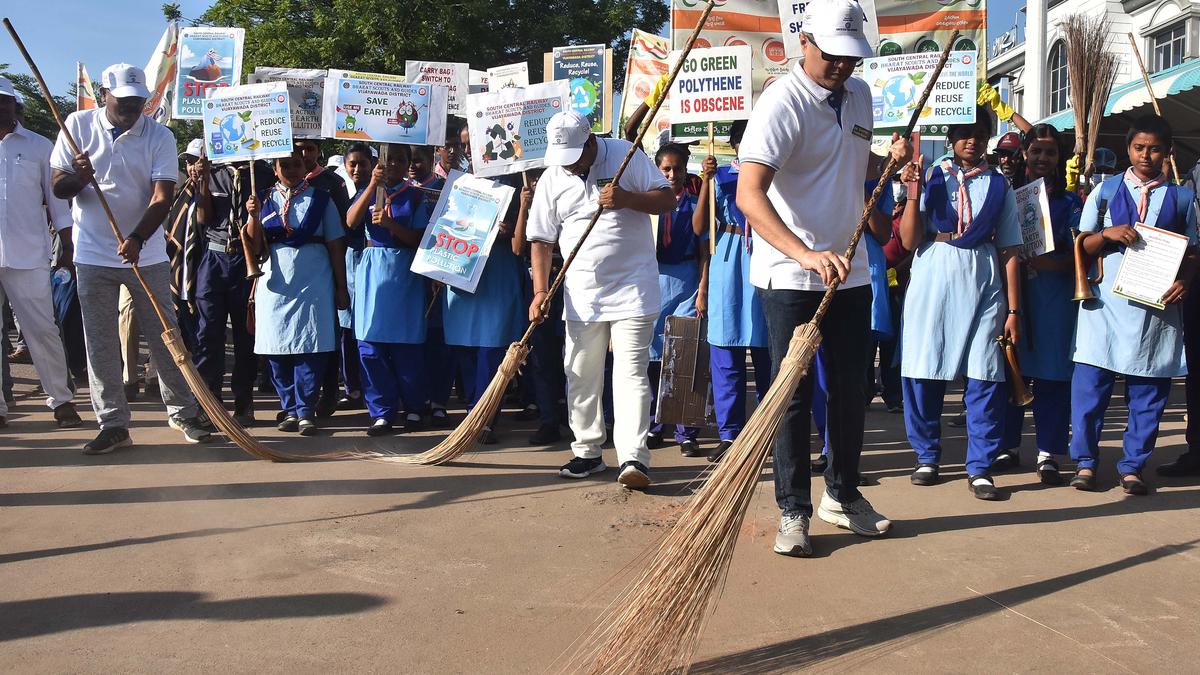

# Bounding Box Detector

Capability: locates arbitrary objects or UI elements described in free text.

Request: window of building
[1152,22,1187,72]
[1047,41,1069,114]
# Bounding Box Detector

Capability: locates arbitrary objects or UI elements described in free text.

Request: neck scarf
[1125,167,1168,221]
[275,180,309,236]
[940,159,990,234]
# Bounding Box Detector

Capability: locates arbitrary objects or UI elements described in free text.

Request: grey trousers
[76,262,197,429]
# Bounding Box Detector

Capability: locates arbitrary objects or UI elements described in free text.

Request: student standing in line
[1069,114,1197,495]
[646,142,705,456]
[994,125,1082,485]
[411,144,454,425]
[897,107,1022,501]
[345,144,430,436]
[336,143,375,410]
[243,150,349,436]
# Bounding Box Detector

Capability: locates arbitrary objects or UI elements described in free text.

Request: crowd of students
[4,29,1200,535]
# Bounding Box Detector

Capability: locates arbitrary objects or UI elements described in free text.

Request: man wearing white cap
[50,63,211,454]
[0,76,82,430]
[737,0,911,555]
[527,110,676,488]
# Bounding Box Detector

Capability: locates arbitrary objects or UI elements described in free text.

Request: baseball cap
[100,63,151,99]
[181,138,205,159]
[803,0,873,59]
[995,131,1022,154]
[544,111,592,167]
[0,76,16,99]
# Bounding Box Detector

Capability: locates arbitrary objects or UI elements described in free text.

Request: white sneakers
[817,491,892,537]
[773,512,812,557]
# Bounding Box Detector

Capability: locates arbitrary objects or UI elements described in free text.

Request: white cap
[327,155,344,168]
[181,138,204,158]
[803,0,873,59]
[544,111,592,167]
[0,76,15,99]
[100,63,151,99]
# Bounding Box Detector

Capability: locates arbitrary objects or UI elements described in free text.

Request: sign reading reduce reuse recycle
[201,81,294,164]
[668,45,754,125]
[865,50,978,132]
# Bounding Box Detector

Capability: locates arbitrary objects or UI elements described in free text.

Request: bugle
[1071,230,1102,302]
[998,335,1034,407]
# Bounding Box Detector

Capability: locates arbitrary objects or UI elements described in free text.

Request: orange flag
[76,62,97,110]
[142,22,179,122]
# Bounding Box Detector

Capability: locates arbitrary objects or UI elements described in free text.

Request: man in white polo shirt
[737,0,912,556]
[527,111,675,488]
[0,76,81,430]
[50,63,211,454]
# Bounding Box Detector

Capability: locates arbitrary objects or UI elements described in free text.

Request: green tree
[0,64,76,140]
[162,2,184,22]
[201,0,668,91]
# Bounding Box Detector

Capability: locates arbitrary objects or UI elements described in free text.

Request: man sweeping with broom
[737,0,909,556]
[50,64,211,454]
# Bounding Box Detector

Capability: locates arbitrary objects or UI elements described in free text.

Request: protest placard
[321,69,449,145]
[466,80,569,178]
[248,67,325,139]
[671,0,790,95]
[173,27,244,120]
[469,69,489,95]
[487,62,529,90]
[668,45,753,125]
[406,60,469,115]
[620,29,672,153]
[1013,178,1055,260]
[201,81,294,164]
[412,171,516,293]
[545,45,612,134]
[865,51,977,133]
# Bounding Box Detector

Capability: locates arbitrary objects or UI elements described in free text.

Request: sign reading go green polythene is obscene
[202,81,294,164]
[668,46,754,125]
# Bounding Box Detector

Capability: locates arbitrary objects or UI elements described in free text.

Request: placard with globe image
[201,81,294,164]
[321,69,449,146]
[865,50,978,135]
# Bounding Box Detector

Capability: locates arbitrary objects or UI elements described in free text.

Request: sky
[2,0,1027,98]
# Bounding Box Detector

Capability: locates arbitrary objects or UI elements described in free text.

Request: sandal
[910,463,940,486]
[1070,468,1096,491]
[1121,473,1149,496]
[991,449,1020,472]
[1036,458,1063,486]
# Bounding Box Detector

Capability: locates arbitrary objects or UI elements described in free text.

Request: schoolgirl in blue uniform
[996,125,1082,485]
[440,172,527,445]
[692,121,772,463]
[244,151,349,436]
[336,143,375,409]
[345,144,432,436]
[897,107,1023,500]
[1069,114,1197,495]
[647,142,705,456]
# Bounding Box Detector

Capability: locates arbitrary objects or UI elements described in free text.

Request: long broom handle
[808,32,960,328]
[4,17,173,330]
[521,0,719,344]
[1127,32,1183,185]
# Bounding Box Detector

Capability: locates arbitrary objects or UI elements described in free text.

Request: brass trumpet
[998,335,1034,407]
[1071,230,1103,302]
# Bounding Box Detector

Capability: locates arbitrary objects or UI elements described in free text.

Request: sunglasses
[808,37,863,67]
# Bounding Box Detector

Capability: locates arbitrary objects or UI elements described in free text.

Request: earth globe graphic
[220,115,247,148]
[883,75,916,109]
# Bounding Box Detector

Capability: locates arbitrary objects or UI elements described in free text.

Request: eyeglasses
[808,37,863,67]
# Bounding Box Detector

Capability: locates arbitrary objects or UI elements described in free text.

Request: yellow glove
[1065,154,1081,193]
[887,267,898,288]
[977,80,1014,122]
[645,73,670,108]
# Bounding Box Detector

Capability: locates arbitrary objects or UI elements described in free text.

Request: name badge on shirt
[596,177,614,189]
[851,125,871,141]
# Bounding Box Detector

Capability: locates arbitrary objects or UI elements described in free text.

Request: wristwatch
[126,232,145,246]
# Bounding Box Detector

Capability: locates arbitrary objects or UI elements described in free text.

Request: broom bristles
[1063,13,1114,160]
[558,323,822,674]
[351,341,531,465]
[162,328,353,462]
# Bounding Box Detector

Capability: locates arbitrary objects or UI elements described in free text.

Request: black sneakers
[617,461,651,489]
[83,427,132,455]
[559,456,607,479]
[53,402,83,429]
[679,440,703,457]
[168,415,213,444]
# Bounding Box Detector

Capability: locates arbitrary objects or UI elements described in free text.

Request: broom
[4,17,348,463]
[354,0,721,466]
[1062,14,1112,177]
[1127,32,1184,184]
[558,34,961,675]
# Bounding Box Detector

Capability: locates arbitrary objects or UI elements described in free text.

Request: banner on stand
[620,29,673,153]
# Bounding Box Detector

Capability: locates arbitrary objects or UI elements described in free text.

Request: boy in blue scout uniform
[1068,114,1197,495]
[896,107,1023,501]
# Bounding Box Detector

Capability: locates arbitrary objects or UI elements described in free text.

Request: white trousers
[564,313,656,468]
[0,266,74,416]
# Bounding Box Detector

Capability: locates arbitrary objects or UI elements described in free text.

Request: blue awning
[1040,57,1200,130]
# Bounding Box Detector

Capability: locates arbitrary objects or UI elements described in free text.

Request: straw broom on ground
[5,18,350,463]
[555,34,961,675]
[353,1,720,466]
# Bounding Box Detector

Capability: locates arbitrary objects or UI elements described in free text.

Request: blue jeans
[193,248,254,409]
[760,285,871,514]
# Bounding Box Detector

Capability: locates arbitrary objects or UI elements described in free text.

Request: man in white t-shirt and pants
[0,76,81,430]
[527,111,675,488]
[737,0,912,556]
[50,64,211,455]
